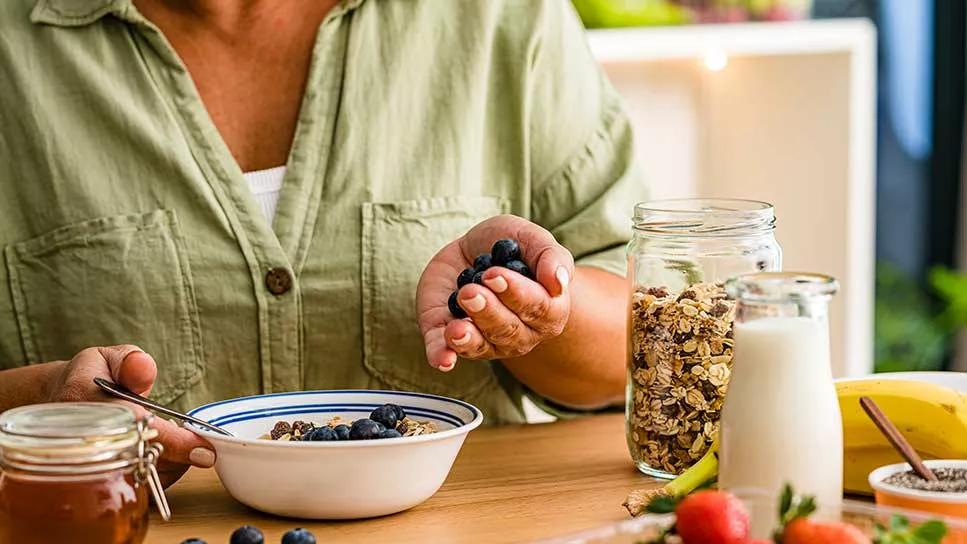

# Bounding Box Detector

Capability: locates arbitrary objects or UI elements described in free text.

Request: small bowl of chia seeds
[869,460,967,518]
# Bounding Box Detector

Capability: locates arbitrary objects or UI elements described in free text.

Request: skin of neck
[137,0,295,34]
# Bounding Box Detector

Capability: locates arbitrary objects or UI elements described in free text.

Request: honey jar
[0,402,169,544]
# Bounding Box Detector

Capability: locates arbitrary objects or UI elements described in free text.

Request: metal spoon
[94,377,234,437]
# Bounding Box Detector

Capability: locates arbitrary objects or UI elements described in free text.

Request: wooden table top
[146,414,662,543]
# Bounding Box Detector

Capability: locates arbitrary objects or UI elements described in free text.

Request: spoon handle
[859,396,938,481]
[94,377,233,437]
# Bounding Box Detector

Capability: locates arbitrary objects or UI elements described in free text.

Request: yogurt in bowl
[185,390,483,519]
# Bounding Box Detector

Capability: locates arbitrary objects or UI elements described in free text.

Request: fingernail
[483,275,508,293]
[556,267,570,294]
[462,293,486,313]
[189,447,216,468]
[438,353,457,372]
[451,332,472,346]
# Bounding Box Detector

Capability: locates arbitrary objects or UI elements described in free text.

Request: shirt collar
[31,0,129,26]
[31,0,365,27]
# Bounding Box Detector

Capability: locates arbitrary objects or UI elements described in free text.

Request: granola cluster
[629,283,737,474]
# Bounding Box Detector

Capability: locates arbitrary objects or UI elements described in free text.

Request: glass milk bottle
[720,273,842,538]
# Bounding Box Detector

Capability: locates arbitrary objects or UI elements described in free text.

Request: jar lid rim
[726,272,839,302]
[0,403,140,462]
[634,198,774,215]
[633,198,776,236]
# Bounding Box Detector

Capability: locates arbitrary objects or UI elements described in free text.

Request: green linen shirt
[0,0,645,422]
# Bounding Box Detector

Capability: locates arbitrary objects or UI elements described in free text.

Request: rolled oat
[628,282,736,474]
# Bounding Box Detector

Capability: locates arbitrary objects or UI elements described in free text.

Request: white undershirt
[242,166,287,222]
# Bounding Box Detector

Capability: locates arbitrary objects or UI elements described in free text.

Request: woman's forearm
[0,361,65,412]
[502,266,626,409]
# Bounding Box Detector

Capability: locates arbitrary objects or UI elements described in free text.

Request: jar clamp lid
[0,402,171,520]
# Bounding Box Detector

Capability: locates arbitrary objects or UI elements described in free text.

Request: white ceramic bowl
[185,390,483,519]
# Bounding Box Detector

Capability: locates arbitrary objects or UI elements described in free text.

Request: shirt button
[265,268,293,295]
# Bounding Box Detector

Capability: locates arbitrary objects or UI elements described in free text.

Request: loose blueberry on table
[281,528,317,544]
[229,525,264,544]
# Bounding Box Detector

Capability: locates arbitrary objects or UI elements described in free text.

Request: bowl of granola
[184,390,483,519]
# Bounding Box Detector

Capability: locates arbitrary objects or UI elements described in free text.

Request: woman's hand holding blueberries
[417,215,575,371]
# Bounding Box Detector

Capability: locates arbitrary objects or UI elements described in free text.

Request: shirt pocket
[4,209,205,405]
[361,195,510,399]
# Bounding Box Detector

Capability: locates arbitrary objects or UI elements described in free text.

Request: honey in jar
[0,403,168,544]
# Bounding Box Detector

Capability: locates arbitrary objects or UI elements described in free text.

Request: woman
[0,0,643,484]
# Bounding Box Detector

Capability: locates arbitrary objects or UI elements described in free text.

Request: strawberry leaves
[874,515,946,544]
[773,483,818,541]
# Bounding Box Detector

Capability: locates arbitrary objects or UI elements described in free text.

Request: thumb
[99,345,157,396]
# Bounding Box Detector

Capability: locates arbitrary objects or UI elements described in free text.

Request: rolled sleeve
[527,1,647,280]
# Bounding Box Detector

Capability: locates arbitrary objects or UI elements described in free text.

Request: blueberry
[473,254,492,271]
[472,270,485,285]
[491,239,521,266]
[504,260,533,279]
[349,418,383,440]
[281,528,316,544]
[457,267,476,288]
[379,429,403,439]
[230,525,264,544]
[370,404,401,429]
[180,540,206,544]
[448,291,467,319]
[333,424,351,441]
[391,404,407,421]
[307,426,337,441]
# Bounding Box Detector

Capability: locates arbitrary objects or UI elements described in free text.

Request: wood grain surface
[146,414,662,543]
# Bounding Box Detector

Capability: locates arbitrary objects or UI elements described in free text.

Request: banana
[624,440,719,516]
[624,378,967,513]
[837,379,967,494]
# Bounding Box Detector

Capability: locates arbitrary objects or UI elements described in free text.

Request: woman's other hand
[44,345,215,487]
[417,215,574,371]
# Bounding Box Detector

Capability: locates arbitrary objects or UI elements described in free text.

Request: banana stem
[624,446,720,517]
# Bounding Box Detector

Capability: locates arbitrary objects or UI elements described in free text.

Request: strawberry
[782,517,871,544]
[674,490,750,544]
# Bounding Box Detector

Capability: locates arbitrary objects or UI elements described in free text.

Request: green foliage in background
[874,263,967,372]
[875,263,948,372]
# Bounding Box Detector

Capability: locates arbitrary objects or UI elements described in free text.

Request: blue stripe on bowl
[206,403,467,428]
[186,389,480,421]
[208,407,461,429]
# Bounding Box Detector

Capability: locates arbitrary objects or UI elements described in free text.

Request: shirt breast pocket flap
[4,209,205,405]
[362,195,509,398]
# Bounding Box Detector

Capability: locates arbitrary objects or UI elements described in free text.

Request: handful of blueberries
[448,239,534,318]
[181,525,314,544]
[299,403,406,441]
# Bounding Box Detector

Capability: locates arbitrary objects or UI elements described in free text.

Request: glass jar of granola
[626,199,781,478]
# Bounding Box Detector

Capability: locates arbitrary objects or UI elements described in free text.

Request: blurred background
[573,0,966,376]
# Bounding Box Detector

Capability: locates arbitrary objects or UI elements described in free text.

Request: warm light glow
[703,49,728,72]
